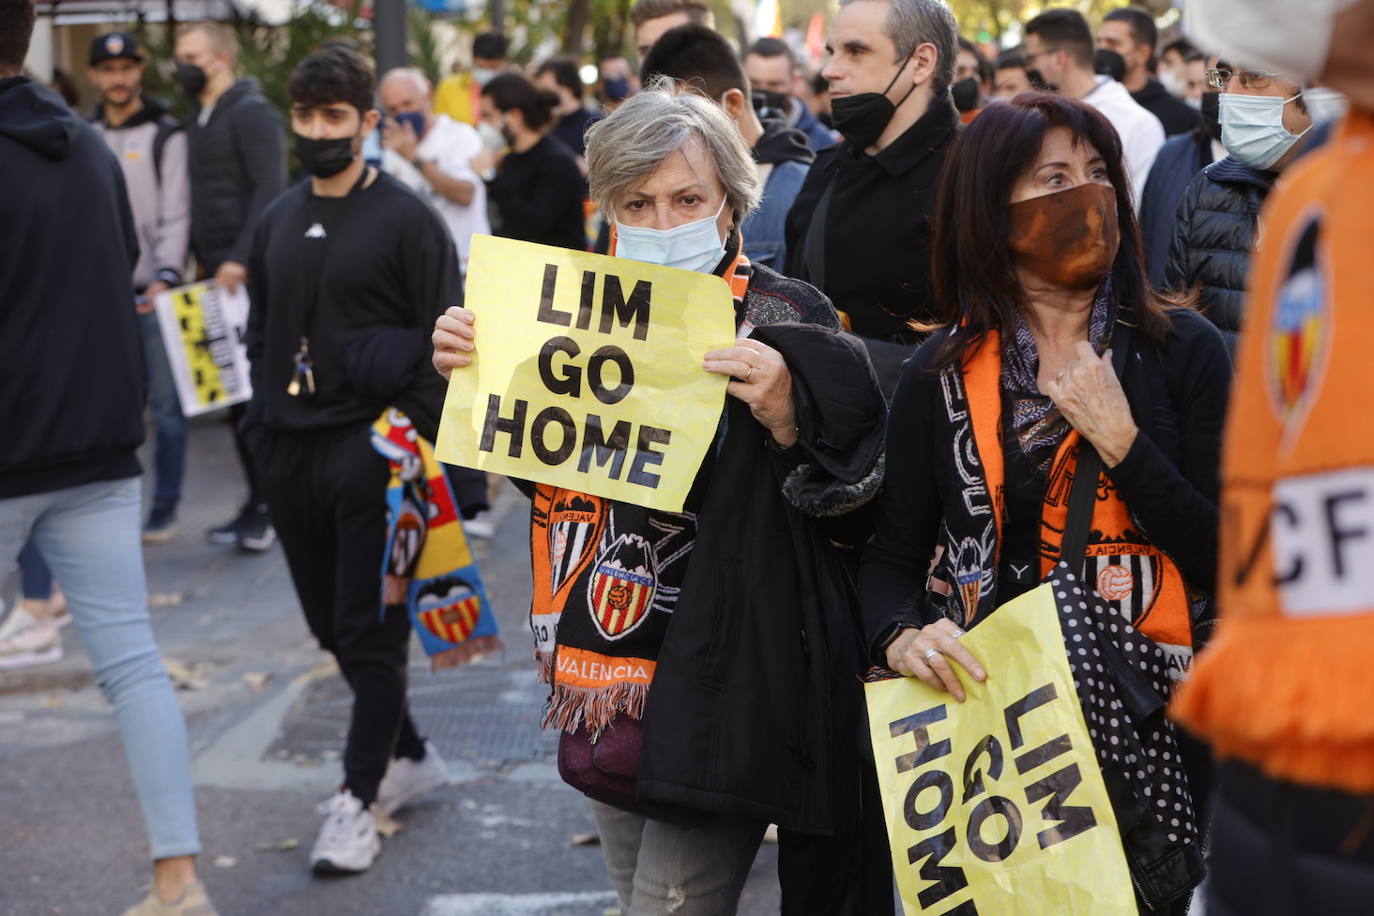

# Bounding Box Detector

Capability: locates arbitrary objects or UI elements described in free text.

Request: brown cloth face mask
[1007,182,1121,291]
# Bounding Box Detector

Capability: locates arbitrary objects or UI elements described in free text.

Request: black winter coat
[185,79,286,273]
[638,264,886,835]
[1164,157,1274,348]
[1139,130,1213,289]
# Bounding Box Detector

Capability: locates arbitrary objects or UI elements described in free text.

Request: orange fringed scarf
[961,331,1195,671]
[1171,111,1374,793]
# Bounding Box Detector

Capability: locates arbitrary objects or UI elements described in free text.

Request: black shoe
[142,505,178,545]
[238,504,276,552]
[207,503,254,545]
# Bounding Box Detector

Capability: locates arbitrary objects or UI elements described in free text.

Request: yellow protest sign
[866,584,1136,916]
[436,235,737,512]
[152,281,252,417]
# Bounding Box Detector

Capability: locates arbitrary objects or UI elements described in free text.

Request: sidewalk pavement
[0,415,781,916]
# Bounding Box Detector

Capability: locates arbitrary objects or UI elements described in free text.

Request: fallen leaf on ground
[242,671,272,691]
[570,833,600,846]
[375,812,403,837]
[253,838,299,853]
[212,855,237,869]
[148,592,184,608]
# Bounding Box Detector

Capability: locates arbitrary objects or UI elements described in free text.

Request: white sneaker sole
[239,530,276,552]
[0,644,63,670]
[310,837,380,874]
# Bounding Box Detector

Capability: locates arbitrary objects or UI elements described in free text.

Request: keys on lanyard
[287,336,316,397]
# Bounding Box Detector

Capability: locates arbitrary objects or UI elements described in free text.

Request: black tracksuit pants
[256,424,425,806]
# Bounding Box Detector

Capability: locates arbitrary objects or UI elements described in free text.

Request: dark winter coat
[0,77,146,499]
[185,78,286,273]
[1139,130,1214,289]
[637,263,886,835]
[1164,157,1275,348]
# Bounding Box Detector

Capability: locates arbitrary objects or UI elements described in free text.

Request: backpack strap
[151,115,181,186]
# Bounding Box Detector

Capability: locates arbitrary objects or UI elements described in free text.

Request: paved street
[0,417,780,916]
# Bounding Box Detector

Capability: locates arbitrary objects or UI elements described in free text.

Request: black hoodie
[0,77,145,499]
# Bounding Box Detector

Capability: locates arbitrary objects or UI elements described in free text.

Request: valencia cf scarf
[372,408,502,671]
[943,330,1196,678]
[532,247,753,736]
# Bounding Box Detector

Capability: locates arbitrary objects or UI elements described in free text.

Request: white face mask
[1159,68,1188,99]
[614,200,727,274]
[472,66,498,87]
[1187,0,1362,83]
[476,120,506,150]
[1304,86,1349,125]
[1220,92,1311,170]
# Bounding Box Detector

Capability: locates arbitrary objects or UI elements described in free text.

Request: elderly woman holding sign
[433,81,886,914]
[859,93,1230,913]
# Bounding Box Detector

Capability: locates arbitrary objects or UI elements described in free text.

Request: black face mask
[173,62,207,97]
[293,133,356,178]
[831,56,917,150]
[950,76,981,113]
[751,89,790,120]
[1200,91,1223,143]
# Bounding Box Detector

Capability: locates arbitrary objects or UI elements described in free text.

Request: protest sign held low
[152,281,252,417]
[866,584,1136,916]
[436,235,737,513]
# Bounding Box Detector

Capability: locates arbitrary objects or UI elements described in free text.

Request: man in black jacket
[242,45,460,876]
[1165,64,1315,350]
[0,3,215,913]
[784,0,960,396]
[173,21,286,551]
[1098,6,1201,136]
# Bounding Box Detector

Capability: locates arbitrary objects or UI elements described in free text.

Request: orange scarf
[1172,110,1374,793]
[962,331,1195,671]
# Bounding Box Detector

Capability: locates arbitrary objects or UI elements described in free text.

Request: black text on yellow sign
[865,585,1135,915]
[436,235,735,513]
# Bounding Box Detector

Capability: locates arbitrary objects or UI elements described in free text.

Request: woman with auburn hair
[858,92,1230,913]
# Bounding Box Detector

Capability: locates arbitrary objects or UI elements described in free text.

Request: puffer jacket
[184,78,285,273]
[1163,157,1275,350]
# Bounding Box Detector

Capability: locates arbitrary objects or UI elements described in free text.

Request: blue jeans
[138,311,188,512]
[0,477,200,858]
[18,537,52,600]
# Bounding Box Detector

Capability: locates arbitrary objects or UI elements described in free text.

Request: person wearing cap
[88,32,191,544]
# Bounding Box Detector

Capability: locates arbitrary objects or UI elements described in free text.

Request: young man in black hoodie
[640,24,815,271]
[0,3,214,914]
[174,21,286,551]
[241,44,460,875]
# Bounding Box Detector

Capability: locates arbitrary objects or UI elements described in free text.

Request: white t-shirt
[382,114,490,269]
[1081,76,1166,211]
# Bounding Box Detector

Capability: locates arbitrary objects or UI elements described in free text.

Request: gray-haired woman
[433,82,888,914]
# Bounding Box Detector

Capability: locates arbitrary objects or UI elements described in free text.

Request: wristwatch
[412,156,436,170]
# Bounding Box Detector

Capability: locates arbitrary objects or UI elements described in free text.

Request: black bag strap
[799,177,835,291]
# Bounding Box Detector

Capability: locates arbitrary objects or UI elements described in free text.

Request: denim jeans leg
[139,312,188,511]
[27,477,201,858]
[17,537,53,601]
[589,799,766,915]
[589,800,645,910]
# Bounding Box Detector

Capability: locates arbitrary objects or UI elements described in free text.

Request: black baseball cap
[90,32,143,66]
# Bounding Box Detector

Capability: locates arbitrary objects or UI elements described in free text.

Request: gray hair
[585,78,762,224]
[380,66,432,95]
[839,0,957,97]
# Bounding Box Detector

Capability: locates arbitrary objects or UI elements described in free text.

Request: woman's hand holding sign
[703,338,798,448]
[886,619,987,703]
[432,306,477,379]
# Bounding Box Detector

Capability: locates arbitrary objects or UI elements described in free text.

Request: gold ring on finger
[745,366,754,381]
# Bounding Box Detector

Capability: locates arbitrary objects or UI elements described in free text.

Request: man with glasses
[1022,8,1164,207]
[1164,60,1313,351]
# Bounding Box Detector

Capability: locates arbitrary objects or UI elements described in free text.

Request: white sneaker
[461,510,496,540]
[310,790,380,874]
[0,606,36,643]
[0,613,63,670]
[375,741,450,817]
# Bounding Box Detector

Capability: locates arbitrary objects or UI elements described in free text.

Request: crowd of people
[2,0,1373,913]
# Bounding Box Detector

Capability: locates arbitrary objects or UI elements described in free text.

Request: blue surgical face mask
[1219,92,1312,170]
[1303,87,1349,125]
[614,200,727,274]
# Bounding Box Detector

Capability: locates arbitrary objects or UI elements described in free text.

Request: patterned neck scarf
[1000,279,1114,475]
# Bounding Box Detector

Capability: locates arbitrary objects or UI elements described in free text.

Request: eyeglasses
[1204,67,1283,90]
